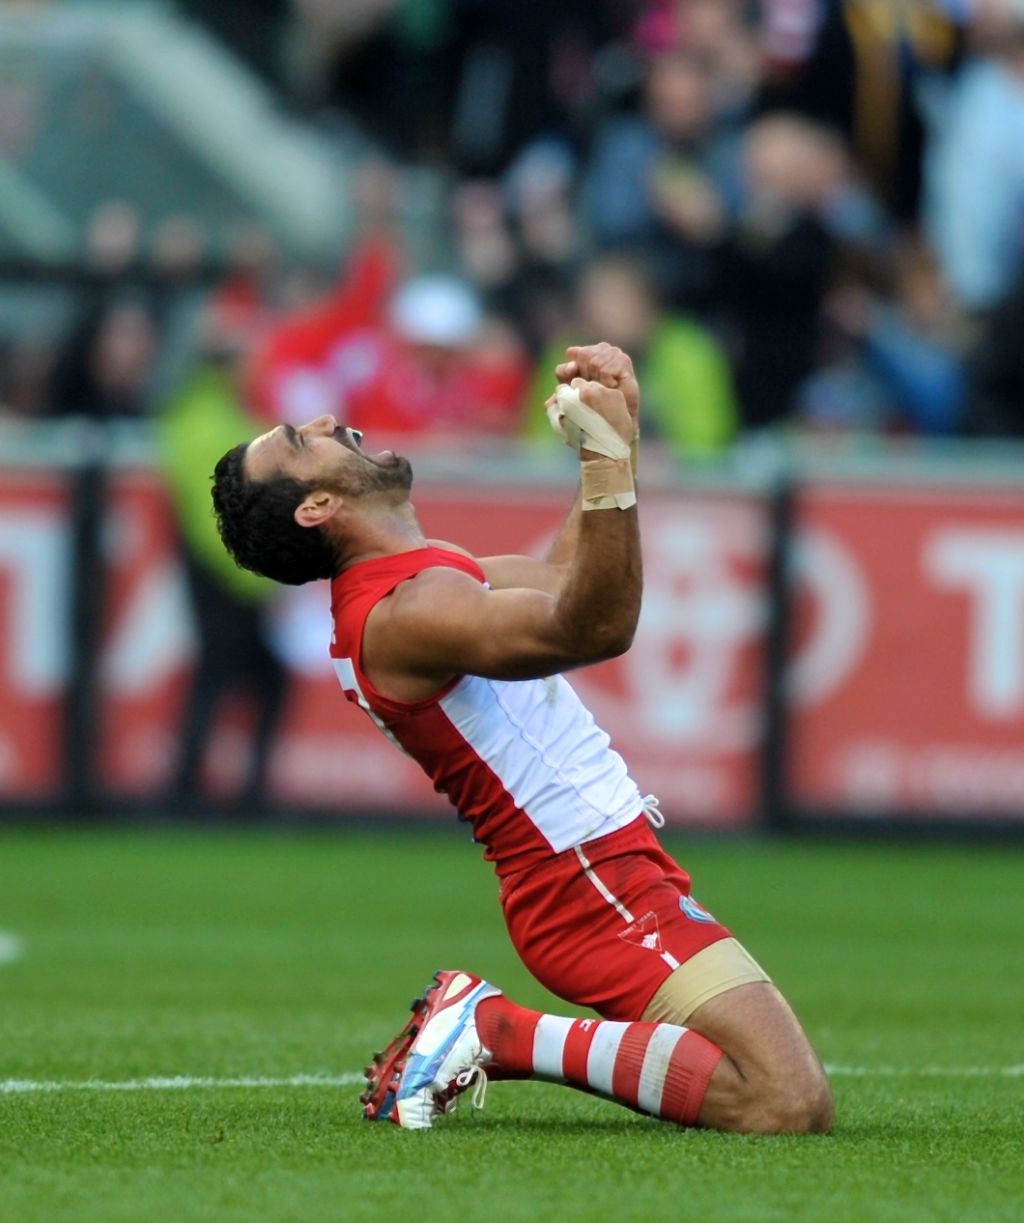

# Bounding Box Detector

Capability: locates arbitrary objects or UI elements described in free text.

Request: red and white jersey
[329,546,644,877]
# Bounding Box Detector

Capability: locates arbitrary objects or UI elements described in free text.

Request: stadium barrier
[2,422,1024,832]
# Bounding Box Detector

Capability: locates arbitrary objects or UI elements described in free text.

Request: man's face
[245,414,412,498]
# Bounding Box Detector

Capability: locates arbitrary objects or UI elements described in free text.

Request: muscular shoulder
[379,564,483,624]
[364,561,567,688]
[363,566,486,697]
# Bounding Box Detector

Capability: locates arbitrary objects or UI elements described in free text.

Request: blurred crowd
[5,0,1024,455]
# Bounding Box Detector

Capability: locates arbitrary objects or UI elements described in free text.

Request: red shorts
[500,816,731,1021]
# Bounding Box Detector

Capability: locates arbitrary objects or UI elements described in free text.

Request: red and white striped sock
[476,996,722,1127]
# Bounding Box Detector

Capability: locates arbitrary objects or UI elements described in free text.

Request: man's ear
[294,489,343,529]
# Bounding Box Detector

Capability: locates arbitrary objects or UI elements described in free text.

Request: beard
[330,451,414,500]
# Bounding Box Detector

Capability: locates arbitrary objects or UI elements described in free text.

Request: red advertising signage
[98,472,193,795]
[789,486,1024,819]
[0,473,70,799]
[95,474,765,828]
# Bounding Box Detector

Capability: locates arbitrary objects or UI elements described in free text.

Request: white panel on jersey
[332,658,407,754]
[334,656,360,699]
[438,673,642,853]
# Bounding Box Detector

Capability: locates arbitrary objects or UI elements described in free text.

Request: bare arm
[364,380,641,698]
[428,493,580,594]
[471,492,581,595]
[544,489,583,567]
[473,343,641,593]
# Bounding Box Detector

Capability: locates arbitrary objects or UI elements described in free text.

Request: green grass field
[0,826,1021,1223]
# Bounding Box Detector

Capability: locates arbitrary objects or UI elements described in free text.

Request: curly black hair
[211,443,338,585]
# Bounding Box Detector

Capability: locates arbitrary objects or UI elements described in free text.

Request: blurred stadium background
[3,0,1024,833]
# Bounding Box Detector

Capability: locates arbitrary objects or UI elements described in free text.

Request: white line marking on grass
[0,932,22,964]
[1,1066,1022,1096]
[0,1073,365,1095]
[826,1064,1024,1078]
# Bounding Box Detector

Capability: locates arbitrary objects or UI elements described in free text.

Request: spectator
[925,14,1024,312]
[801,242,968,436]
[681,0,763,123]
[794,119,887,250]
[0,336,57,421]
[295,1,622,172]
[148,214,211,400]
[245,232,402,424]
[583,48,740,306]
[720,113,837,429]
[451,178,522,303]
[367,272,528,435]
[966,273,1024,437]
[51,296,158,420]
[447,0,623,174]
[523,253,738,460]
[213,222,279,330]
[49,201,158,420]
[249,234,529,439]
[158,300,288,809]
[760,0,827,78]
[764,0,962,219]
[863,241,968,435]
[795,351,891,436]
[494,140,581,353]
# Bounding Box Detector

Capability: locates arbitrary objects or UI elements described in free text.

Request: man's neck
[333,500,427,574]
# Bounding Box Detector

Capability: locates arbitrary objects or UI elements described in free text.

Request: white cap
[389,275,482,347]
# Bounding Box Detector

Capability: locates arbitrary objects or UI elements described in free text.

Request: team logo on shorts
[618,911,663,953]
[679,895,716,924]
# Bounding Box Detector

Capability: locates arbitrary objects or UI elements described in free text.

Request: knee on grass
[707,1063,834,1135]
[744,1072,833,1134]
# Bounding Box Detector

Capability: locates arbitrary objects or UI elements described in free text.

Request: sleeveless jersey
[329,546,644,877]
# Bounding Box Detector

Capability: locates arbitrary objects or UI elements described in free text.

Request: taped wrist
[580,457,636,511]
[547,384,632,461]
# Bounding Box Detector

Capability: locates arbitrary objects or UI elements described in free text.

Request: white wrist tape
[548,384,637,509]
[580,457,636,511]
[547,384,632,461]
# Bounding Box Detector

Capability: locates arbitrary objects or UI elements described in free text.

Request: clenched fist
[555,343,640,436]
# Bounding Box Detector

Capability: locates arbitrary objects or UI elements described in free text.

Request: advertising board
[789,486,1024,820]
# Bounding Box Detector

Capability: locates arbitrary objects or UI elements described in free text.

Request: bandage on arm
[546,385,636,511]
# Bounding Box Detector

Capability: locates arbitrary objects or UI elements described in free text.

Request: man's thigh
[686,981,824,1080]
[641,937,770,1025]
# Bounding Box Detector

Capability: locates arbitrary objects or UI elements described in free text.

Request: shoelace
[435,1066,489,1118]
[455,1066,488,1111]
[641,793,664,829]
